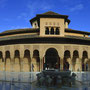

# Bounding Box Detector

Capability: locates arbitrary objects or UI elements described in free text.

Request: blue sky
[0,0,90,33]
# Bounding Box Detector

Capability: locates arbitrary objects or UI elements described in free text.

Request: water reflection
[0,71,90,90]
[0,81,32,90]
[0,81,90,90]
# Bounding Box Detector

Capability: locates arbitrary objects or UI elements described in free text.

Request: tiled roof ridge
[41,11,61,15]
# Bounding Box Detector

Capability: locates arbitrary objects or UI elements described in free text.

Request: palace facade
[0,11,90,72]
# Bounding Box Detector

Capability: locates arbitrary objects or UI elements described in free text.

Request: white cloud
[27,1,53,16]
[70,4,84,12]
[17,1,53,21]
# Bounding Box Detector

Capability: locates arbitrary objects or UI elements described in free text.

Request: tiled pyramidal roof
[41,11,61,15]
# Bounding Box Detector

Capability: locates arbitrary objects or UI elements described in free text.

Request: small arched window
[45,27,49,34]
[55,27,60,35]
[50,27,54,34]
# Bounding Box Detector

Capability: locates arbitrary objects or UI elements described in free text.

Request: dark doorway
[45,48,59,69]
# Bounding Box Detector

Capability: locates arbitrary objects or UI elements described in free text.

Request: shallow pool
[0,71,90,90]
[0,81,90,90]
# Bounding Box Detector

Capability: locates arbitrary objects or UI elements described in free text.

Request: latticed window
[45,27,49,34]
[50,27,54,34]
[55,27,60,35]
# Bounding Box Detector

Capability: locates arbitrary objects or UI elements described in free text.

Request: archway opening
[5,51,11,71]
[24,50,30,59]
[73,50,79,62]
[15,50,20,58]
[73,50,79,71]
[14,50,20,64]
[33,50,40,62]
[0,51,3,62]
[45,48,59,69]
[5,51,10,59]
[23,49,30,72]
[32,50,40,72]
[5,51,10,64]
[55,27,60,35]
[64,50,70,70]
[14,50,20,72]
[82,51,88,71]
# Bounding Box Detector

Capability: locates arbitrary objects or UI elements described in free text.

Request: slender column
[84,58,88,71]
[71,57,74,72]
[20,56,24,72]
[59,46,64,71]
[67,58,73,71]
[38,47,44,72]
[30,51,33,72]
[71,50,75,71]
[75,58,82,72]
[19,45,24,72]
[78,47,83,72]
[84,64,86,71]
[20,49,24,72]
[10,51,14,72]
[79,58,82,72]
[9,46,14,72]
[60,57,64,71]
[54,27,56,34]
[49,27,51,34]
[87,59,90,71]
[2,51,5,71]
[39,55,43,72]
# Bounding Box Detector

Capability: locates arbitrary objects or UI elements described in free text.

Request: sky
[0,0,90,33]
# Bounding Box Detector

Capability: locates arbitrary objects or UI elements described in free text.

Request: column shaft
[60,58,63,71]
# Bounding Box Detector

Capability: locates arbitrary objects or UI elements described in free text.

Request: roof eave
[65,28,90,35]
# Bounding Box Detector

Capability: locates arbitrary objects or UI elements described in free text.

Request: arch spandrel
[0,46,5,53]
[83,46,88,51]
[14,45,20,50]
[0,46,4,51]
[5,46,10,51]
[72,46,79,52]
[33,45,40,51]
[24,45,30,49]
[64,45,71,51]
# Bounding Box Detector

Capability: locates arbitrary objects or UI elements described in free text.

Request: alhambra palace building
[0,11,90,72]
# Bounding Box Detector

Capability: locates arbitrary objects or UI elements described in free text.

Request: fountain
[36,70,76,87]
